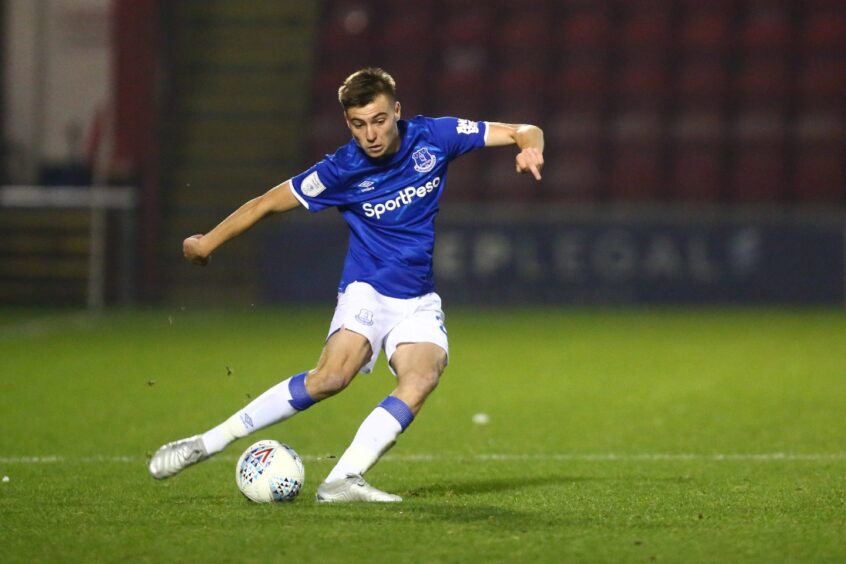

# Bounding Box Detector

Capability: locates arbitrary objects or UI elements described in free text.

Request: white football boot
[148,435,209,479]
[316,474,402,503]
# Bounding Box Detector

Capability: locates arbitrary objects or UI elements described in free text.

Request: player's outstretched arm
[484,122,545,180]
[182,181,301,265]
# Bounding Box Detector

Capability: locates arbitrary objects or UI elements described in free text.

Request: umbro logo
[357,180,376,193]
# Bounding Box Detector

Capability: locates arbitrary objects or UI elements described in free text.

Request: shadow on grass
[408,472,693,496]
[403,474,601,498]
[224,474,696,528]
[306,499,537,528]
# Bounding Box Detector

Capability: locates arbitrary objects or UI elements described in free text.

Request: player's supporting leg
[148,330,371,479]
[317,342,446,502]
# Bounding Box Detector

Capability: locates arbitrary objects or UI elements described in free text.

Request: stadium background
[1,0,843,308]
[2,3,845,562]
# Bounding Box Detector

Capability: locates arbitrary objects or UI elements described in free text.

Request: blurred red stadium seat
[677,0,737,12]
[305,109,348,163]
[548,110,603,147]
[381,0,435,16]
[434,71,487,117]
[440,6,492,47]
[484,153,540,201]
[794,110,844,201]
[795,150,845,202]
[671,148,723,202]
[741,3,790,52]
[386,65,428,116]
[305,0,845,206]
[617,61,669,109]
[442,151,485,202]
[312,63,344,93]
[545,146,601,202]
[495,0,551,12]
[493,66,545,108]
[668,106,725,203]
[801,9,846,50]
[560,9,611,51]
[679,9,731,53]
[673,110,724,144]
[798,58,846,102]
[677,60,730,106]
[796,109,845,145]
[610,111,663,145]
[493,12,550,67]
[608,148,664,201]
[620,8,672,51]
[730,150,788,202]
[736,59,790,107]
[550,60,608,111]
[496,11,549,51]
[379,9,434,56]
[318,2,374,61]
[734,110,786,147]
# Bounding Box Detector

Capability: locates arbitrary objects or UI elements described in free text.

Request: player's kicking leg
[148,329,370,479]
[316,341,446,502]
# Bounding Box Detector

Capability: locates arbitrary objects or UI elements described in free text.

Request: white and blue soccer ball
[235,440,305,503]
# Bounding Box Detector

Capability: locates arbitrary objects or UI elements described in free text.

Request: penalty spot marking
[1,453,846,464]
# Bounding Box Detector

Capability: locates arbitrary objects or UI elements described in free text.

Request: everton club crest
[412,147,437,173]
[355,308,375,326]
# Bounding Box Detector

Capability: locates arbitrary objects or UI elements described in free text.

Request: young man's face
[344,93,402,159]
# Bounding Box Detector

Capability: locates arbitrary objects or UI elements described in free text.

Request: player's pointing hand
[516,147,544,181]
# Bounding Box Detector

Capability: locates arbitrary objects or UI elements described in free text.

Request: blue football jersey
[290,116,487,298]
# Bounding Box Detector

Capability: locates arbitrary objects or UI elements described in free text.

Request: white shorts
[327,281,449,375]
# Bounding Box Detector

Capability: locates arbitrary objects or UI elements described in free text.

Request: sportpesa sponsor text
[362,177,441,219]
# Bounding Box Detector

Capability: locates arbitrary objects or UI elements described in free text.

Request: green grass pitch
[1,307,845,562]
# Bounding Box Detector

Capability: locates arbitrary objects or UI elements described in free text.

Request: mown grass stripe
[2,452,845,464]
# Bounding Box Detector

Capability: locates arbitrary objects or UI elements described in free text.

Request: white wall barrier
[0,185,136,309]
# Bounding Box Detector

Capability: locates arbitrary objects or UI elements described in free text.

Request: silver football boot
[316,474,402,503]
[148,435,209,479]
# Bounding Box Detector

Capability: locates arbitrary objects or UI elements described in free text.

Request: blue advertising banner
[259,209,845,305]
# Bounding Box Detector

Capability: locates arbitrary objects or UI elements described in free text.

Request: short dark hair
[338,67,396,109]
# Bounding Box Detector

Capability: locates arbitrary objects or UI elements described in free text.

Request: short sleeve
[289,158,346,213]
[427,117,488,161]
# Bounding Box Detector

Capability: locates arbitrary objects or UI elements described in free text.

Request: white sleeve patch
[456,119,480,135]
[300,171,327,197]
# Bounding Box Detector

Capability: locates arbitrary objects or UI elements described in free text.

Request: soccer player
[148,68,544,502]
